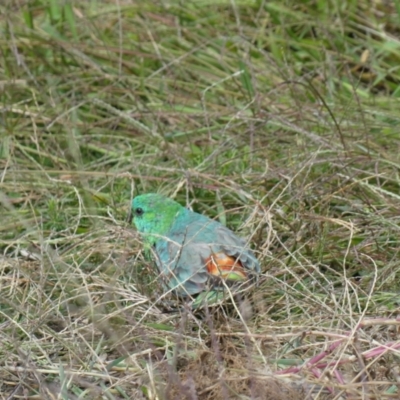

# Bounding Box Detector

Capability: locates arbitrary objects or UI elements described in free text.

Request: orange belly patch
[205,252,247,281]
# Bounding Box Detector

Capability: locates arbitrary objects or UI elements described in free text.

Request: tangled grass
[1,0,400,398]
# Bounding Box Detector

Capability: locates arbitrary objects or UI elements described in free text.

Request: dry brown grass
[2,0,400,398]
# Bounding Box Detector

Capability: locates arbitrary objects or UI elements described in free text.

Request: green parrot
[130,193,260,307]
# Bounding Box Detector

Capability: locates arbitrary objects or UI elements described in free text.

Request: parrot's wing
[155,237,210,297]
[214,224,260,273]
[155,220,259,297]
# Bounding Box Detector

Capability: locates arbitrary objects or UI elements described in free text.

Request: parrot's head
[130,193,183,245]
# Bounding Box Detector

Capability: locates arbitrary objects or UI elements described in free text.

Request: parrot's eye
[135,207,144,216]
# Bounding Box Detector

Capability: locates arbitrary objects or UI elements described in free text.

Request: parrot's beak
[126,208,133,223]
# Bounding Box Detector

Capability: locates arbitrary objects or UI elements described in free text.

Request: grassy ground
[1,0,400,398]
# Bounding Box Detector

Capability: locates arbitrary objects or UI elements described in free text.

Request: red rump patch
[205,252,247,280]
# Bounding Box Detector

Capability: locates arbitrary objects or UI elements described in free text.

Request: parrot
[130,193,260,307]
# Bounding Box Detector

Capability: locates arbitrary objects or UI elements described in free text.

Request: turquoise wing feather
[154,207,260,296]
